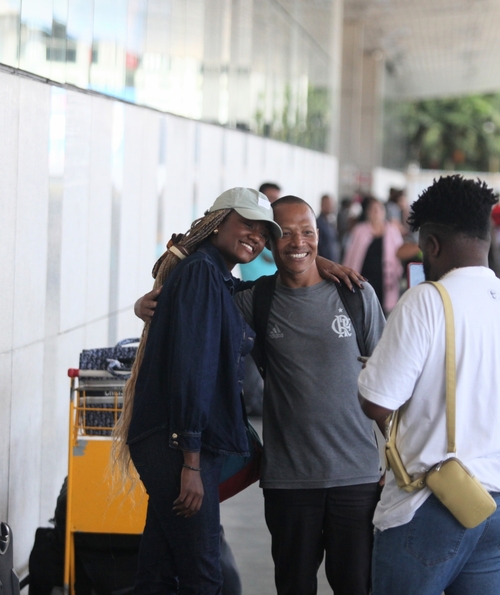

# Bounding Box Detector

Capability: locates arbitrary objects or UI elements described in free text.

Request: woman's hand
[172,469,204,518]
[316,256,366,290]
[134,286,162,322]
[173,452,204,517]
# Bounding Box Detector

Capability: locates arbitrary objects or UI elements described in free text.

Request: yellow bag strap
[425,281,456,454]
[386,408,427,492]
[388,281,457,458]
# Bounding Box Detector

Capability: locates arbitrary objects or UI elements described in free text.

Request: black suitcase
[28,480,140,595]
[0,522,21,595]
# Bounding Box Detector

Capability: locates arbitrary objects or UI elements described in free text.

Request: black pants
[264,483,380,595]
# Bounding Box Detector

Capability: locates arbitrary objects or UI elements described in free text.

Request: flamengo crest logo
[331,308,352,338]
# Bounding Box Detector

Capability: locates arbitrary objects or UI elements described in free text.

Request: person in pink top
[343,197,403,313]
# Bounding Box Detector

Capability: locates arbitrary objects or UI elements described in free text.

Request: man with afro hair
[358,175,500,595]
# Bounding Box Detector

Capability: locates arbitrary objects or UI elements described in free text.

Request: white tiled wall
[9,342,45,565]
[162,116,197,241]
[0,69,338,572]
[0,75,19,355]
[13,80,51,350]
[197,123,225,212]
[118,107,149,313]
[222,129,247,190]
[60,92,92,333]
[137,110,161,291]
[85,97,114,327]
[39,331,72,524]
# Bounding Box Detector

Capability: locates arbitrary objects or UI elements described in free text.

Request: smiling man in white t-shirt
[358,175,500,595]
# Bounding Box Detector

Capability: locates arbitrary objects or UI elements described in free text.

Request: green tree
[401,94,500,172]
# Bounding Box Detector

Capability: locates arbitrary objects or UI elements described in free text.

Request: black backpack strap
[251,274,367,374]
[251,272,279,378]
[335,284,367,357]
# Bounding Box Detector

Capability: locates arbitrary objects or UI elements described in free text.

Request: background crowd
[316,186,500,315]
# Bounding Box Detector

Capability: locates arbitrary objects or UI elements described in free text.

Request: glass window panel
[249,0,332,152]
[123,0,147,103]
[66,0,94,88]
[48,0,69,84]
[270,8,293,143]
[90,0,128,99]
[2,0,334,153]
[250,0,275,137]
[167,0,204,119]
[0,0,21,68]
[19,0,53,78]
[300,45,330,152]
[201,1,227,124]
[136,0,173,112]
[227,0,253,131]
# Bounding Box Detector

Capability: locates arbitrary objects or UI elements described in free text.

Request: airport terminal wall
[0,68,338,573]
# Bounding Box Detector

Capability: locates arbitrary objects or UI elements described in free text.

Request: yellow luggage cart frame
[64,369,147,595]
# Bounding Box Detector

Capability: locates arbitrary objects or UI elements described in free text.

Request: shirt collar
[441,266,495,280]
[198,240,236,292]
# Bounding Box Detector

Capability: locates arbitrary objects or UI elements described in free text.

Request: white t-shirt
[358,267,500,531]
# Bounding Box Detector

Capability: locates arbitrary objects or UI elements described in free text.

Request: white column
[339,18,364,196]
[339,18,385,196]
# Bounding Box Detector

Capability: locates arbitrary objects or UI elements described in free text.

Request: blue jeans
[372,492,500,595]
[129,430,224,595]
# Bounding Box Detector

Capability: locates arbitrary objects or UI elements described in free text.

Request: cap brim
[233,206,282,238]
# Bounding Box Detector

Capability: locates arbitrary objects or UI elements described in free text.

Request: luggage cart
[64,368,147,595]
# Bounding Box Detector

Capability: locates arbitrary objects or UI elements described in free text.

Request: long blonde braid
[112,208,231,484]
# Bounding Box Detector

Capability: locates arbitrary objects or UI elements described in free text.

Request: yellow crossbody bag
[385,281,496,528]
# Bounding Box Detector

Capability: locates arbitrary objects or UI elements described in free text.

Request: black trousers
[264,483,380,595]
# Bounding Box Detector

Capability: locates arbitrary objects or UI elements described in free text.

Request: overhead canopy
[358,0,500,99]
[282,0,500,100]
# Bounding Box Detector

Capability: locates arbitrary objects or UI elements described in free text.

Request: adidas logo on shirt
[269,324,284,339]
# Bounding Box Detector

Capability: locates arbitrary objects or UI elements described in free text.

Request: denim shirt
[128,241,255,455]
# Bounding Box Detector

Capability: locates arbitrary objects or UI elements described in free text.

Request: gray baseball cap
[208,187,282,238]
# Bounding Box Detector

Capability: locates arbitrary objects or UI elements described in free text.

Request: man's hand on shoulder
[135,286,162,322]
[316,256,366,291]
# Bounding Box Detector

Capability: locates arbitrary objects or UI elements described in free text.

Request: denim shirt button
[172,433,178,439]
[172,441,179,446]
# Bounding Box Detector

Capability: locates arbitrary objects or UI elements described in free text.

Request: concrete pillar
[359,50,384,178]
[339,19,384,197]
[339,19,364,196]
[327,0,345,158]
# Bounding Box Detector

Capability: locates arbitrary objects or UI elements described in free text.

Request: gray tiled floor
[220,419,331,595]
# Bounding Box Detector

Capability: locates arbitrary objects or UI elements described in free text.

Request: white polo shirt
[359,267,500,531]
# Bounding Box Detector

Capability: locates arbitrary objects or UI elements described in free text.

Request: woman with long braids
[113,187,282,594]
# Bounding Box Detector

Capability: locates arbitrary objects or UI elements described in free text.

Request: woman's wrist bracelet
[182,464,202,472]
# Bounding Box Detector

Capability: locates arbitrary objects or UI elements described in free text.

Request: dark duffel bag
[79,338,140,379]
[28,527,64,595]
[78,338,140,435]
